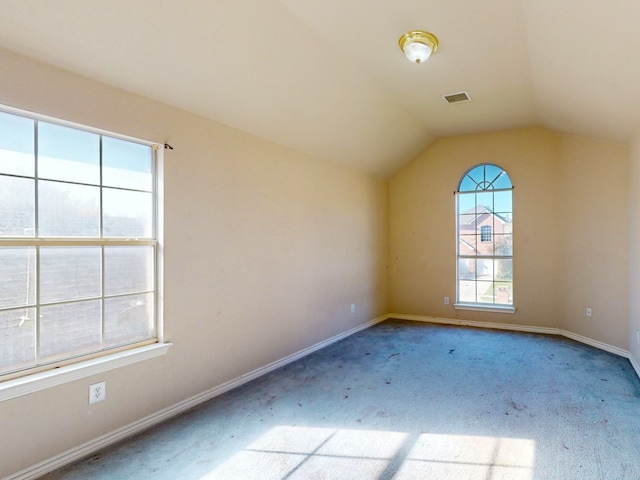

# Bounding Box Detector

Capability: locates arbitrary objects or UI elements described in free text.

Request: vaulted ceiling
[0,0,638,177]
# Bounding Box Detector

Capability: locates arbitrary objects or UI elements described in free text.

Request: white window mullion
[35,245,42,366]
[99,135,105,350]
[34,119,41,366]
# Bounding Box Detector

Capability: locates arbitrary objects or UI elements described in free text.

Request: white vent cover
[442,91,472,104]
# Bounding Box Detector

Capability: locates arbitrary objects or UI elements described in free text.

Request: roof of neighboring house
[459,237,477,253]
[459,205,511,225]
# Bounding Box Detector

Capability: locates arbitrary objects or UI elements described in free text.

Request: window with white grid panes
[456,164,513,307]
[0,108,159,378]
[480,225,492,242]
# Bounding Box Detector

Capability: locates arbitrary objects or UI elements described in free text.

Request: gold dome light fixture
[398,30,439,64]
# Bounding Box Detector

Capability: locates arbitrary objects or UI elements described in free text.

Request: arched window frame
[455,163,515,313]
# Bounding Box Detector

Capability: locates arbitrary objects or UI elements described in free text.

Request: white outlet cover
[89,381,106,404]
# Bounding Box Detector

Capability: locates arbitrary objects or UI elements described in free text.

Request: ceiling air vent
[442,91,472,104]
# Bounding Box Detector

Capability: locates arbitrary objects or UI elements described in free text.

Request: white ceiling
[0,0,639,177]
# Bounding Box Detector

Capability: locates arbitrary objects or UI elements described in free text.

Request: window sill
[454,303,516,314]
[0,342,172,402]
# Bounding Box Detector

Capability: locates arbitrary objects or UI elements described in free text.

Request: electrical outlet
[351,304,356,314]
[586,307,592,318]
[444,296,450,305]
[89,381,106,404]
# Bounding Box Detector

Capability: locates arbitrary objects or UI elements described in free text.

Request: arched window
[456,164,513,308]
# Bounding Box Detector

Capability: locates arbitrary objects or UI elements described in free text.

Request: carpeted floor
[40,320,640,479]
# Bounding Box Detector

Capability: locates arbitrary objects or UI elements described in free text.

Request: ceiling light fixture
[398,30,439,64]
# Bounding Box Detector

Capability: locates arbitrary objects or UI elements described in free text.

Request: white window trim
[455,164,514,309]
[454,303,516,314]
[0,342,172,402]
[0,105,169,394]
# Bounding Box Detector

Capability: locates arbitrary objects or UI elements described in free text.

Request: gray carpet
[40,320,640,479]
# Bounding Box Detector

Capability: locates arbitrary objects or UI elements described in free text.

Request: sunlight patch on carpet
[395,433,535,480]
[199,425,407,479]
[199,426,534,479]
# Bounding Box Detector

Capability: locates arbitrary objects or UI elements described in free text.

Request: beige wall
[390,128,629,348]
[628,133,640,367]
[0,48,389,478]
[557,135,628,346]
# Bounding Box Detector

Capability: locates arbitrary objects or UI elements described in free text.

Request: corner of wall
[627,132,640,366]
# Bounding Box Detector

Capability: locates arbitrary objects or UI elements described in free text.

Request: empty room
[1,1,640,479]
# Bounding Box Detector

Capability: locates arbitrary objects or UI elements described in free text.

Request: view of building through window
[456,164,513,306]
[0,109,157,376]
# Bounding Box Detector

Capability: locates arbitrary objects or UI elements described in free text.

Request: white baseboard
[390,313,561,335]
[630,353,640,380]
[6,314,389,480]
[559,329,630,358]
[389,313,632,359]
